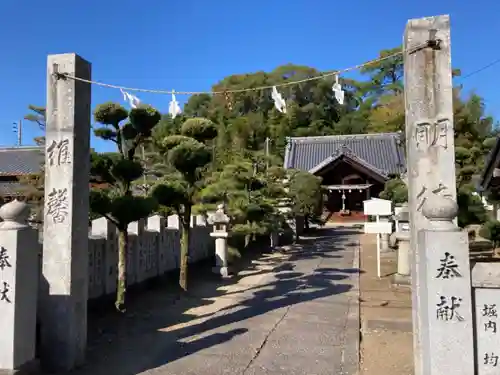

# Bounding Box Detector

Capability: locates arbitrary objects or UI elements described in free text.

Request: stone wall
[39,214,213,301]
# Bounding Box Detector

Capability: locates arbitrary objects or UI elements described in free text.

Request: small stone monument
[393,205,411,285]
[379,216,391,253]
[417,194,474,375]
[208,204,231,278]
[0,200,39,373]
[471,261,500,375]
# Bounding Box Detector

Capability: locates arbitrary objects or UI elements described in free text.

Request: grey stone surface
[40,53,92,372]
[0,201,39,371]
[471,262,500,288]
[404,14,457,375]
[363,318,413,333]
[471,263,500,375]
[417,229,474,375]
[395,231,410,276]
[474,288,500,375]
[60,227,360,375]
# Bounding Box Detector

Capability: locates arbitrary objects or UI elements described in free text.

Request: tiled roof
[283,132,406,176]
[0,146,44,176]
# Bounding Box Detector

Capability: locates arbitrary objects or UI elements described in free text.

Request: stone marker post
[393,205,411,285]
[380,217,390,252]
[208,204,231,278]
[404,15,457,375]
[471,262,500,375]
[0,200,39,373]
[40,53,91,372]
[417,197,474,375]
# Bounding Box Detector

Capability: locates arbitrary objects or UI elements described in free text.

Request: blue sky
[0,0,498,152]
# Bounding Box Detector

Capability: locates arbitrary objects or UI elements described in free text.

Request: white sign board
[363,198,392,216]
[364,221,392,234]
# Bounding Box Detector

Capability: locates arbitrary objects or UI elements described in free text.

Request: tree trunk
[116,229,128,312]
[179,222,190,291]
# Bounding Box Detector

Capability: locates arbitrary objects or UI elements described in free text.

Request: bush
[380,178,407,204]
[479,220,500,247]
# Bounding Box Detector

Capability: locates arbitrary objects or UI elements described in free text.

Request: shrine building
[283,132,406,220]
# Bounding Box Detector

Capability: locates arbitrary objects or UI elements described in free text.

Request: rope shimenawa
[58,41,431,95]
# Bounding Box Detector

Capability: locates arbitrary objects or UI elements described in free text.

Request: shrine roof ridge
[283,132,406,176]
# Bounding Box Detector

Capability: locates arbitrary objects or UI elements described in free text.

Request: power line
[59,42,429,96]
[459,58,500,81]
[58,43,500,97]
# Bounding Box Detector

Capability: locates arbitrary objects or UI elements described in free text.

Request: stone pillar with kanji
[40,53,91,372]
[416,195,474,375]
[208,204,231,278]
[0,200,39,373]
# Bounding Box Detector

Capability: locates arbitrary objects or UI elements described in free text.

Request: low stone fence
[40,214,213,301]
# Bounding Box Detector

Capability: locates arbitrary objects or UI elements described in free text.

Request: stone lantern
[208,204,231,277]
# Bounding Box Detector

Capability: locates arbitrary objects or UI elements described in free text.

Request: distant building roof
[283,132,406,176]
[479,136,500,191]
[0,146,44,176]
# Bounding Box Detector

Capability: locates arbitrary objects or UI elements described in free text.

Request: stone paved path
[67,226,360,375]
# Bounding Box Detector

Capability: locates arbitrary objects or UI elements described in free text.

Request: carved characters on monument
[0,247,12,304]
[46,188,69,224]
[484,353,499,367]
[416,182,453,212]
[415,115,450,151]
[47,138,71,166]
[435,252,461,279]
[0,247,12,271]
[436,295,464,321]
[483,304,498,334]
[0,281,11,303]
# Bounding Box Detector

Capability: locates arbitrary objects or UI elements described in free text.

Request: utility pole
[12,120,22,146]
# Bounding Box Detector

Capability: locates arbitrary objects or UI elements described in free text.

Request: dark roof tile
[0,146,44,176]
[283,132,406,176]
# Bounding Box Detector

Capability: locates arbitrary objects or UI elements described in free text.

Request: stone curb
[361,318,413,333]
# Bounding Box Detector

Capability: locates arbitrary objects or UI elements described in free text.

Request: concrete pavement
[66,226,361,375]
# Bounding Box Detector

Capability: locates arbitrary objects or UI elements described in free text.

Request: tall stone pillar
[417,197,474,375]
[404,15,457,375]
[40,53,91,372]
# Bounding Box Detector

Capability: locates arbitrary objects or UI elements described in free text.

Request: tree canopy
[20,45,499,310]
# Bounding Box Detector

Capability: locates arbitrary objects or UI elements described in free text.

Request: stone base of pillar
[212,266,233,278]
[392,273,411,286]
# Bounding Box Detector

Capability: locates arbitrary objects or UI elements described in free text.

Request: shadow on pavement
[58,226,359,375]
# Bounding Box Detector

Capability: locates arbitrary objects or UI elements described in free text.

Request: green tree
[457,186,487,228]
[287,170,323,230]
[199,157,287,248]
[379,177,408,204]
[151,117,218,291]
[24,105,46,145]
[479,220,500,247]
[90,102,160,311]
[21,105,46,223]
